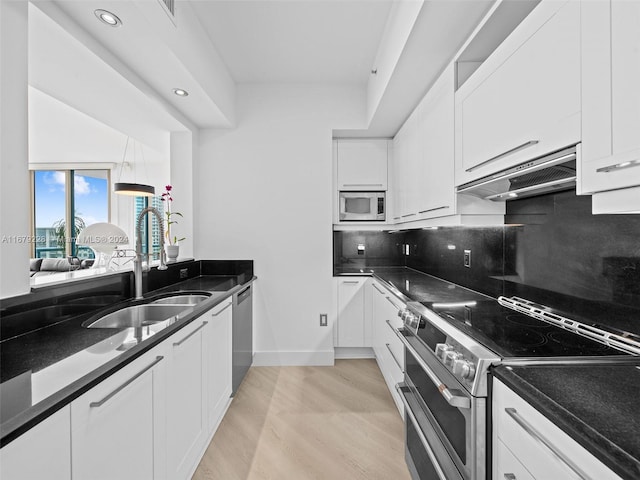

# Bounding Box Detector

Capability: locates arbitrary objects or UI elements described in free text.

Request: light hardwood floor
[193,359,411,480]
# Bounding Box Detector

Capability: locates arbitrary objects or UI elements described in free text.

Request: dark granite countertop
[336,265,493,306]
[0,270,255,447]
[492,363,640,480]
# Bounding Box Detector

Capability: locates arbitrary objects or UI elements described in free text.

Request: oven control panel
[399,306,480,388]
[435,343,477,382]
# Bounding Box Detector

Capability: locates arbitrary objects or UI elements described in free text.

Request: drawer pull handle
[90,356,164,408]
[504,474,516,480]
[173,321,208,347]
[504,408,590,479]
[388,321,470,409]
[419,206,449,214]
[211,303,231,316]
[372,284,385,294]
[342,183,384,187]
[401,213,417,218]
[385,343,403,371]
[466,140,539,172]
[341,280,360,285]
[385,296,401,310]
[596,158,640,173]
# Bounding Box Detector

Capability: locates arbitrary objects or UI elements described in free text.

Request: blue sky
[34,170,108,228]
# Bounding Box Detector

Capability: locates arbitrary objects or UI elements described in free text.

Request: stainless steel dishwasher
[232,284,253,395]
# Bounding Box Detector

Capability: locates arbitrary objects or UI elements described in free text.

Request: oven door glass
[406,352,467,462]
[398,384,463,480]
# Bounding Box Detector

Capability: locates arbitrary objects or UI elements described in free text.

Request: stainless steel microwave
[339,191,385,222]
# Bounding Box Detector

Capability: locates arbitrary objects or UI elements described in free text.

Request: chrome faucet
[134,206,168,299]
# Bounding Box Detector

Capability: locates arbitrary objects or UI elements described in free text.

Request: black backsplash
[334,191,640,334]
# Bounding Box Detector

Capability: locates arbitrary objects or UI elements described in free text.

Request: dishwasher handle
[237,285,252,304]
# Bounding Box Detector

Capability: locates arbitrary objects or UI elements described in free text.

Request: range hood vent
[457,146,577,201]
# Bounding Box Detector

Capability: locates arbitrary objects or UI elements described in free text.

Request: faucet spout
[134,206,168,299]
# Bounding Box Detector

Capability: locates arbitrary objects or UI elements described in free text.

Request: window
[32,169,110,258]
[134,195,164,260]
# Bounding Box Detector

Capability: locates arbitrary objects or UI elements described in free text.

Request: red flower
[165,185,173,192]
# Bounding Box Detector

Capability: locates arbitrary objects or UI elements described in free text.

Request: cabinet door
[371,281,405,415]
[166,319,208,480]
[580,0,640,194]
[456,1,580,185]
[337,139,388,190]
[71,350,166,480]
[493,379,622,480]
[1,406,71,480]
[336,278,368,347]
[417,66,455,219]
[205,299,233,432]
[391,130,407,222]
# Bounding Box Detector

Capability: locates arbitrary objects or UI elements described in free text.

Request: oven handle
[387,321,471,410]
[396,383,449,480]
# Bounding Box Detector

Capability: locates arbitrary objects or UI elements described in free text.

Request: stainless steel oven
[393,323,490,480]
[389,295,636,480]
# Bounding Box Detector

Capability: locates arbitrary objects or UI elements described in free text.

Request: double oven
[388,295,637,480]
[390,303,498,480]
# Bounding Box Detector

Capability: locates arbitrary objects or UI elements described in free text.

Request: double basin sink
[82,293,211,330]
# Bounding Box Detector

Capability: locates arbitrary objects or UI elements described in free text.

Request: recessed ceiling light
[173,88,189,97]
[94,9,122,27]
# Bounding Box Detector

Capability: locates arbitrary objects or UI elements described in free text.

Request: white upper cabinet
[455,0,581,186]
[336,139,388,191]
[390,65,503,226]
[580,0,640,197]
[415,66,456,220]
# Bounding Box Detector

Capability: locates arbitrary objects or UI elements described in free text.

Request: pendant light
[113,137,155,197]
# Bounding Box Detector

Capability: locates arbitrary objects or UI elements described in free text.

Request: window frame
[30,168,111,258]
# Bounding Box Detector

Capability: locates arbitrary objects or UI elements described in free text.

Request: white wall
[0,0,30,298]
[196,84,366,365]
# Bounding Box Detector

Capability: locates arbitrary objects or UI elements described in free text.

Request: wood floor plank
[193,359,411,480]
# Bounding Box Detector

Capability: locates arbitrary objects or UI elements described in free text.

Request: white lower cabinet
[204,299,233,432]
[167,298,234,480]
[0,406,71,480]
[0,295,236,480]
[371,281,405,416]
[166,317,208,480]
[492,378,621,480]
[71,347,167,480]
[335,277,371,347]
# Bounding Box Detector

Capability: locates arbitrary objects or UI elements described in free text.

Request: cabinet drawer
[493,379,621,480]
[494,438,535,480]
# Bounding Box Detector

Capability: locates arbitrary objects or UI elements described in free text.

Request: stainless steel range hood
[457,146,577,201]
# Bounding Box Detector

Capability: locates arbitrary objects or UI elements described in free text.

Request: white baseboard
[252,350,335,366]
[334,347,375,359]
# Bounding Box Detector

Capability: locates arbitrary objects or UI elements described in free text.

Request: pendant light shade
[113,182,155,196]
[114,137,155,197]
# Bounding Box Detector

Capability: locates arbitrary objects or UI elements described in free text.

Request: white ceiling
[189,0,394,84]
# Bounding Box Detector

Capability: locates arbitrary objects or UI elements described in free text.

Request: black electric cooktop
[421,299,629,359]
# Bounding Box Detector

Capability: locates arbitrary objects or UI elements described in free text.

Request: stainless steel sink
[150,294,210,305]
[83,304,190,329]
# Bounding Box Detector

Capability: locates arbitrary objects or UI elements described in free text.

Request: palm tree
[52,214,86,252]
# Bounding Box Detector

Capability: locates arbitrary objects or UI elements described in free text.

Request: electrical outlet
[404,244,410,256]
[464,250,471,268]
[179,268,189,279]
[320,314,328,327]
